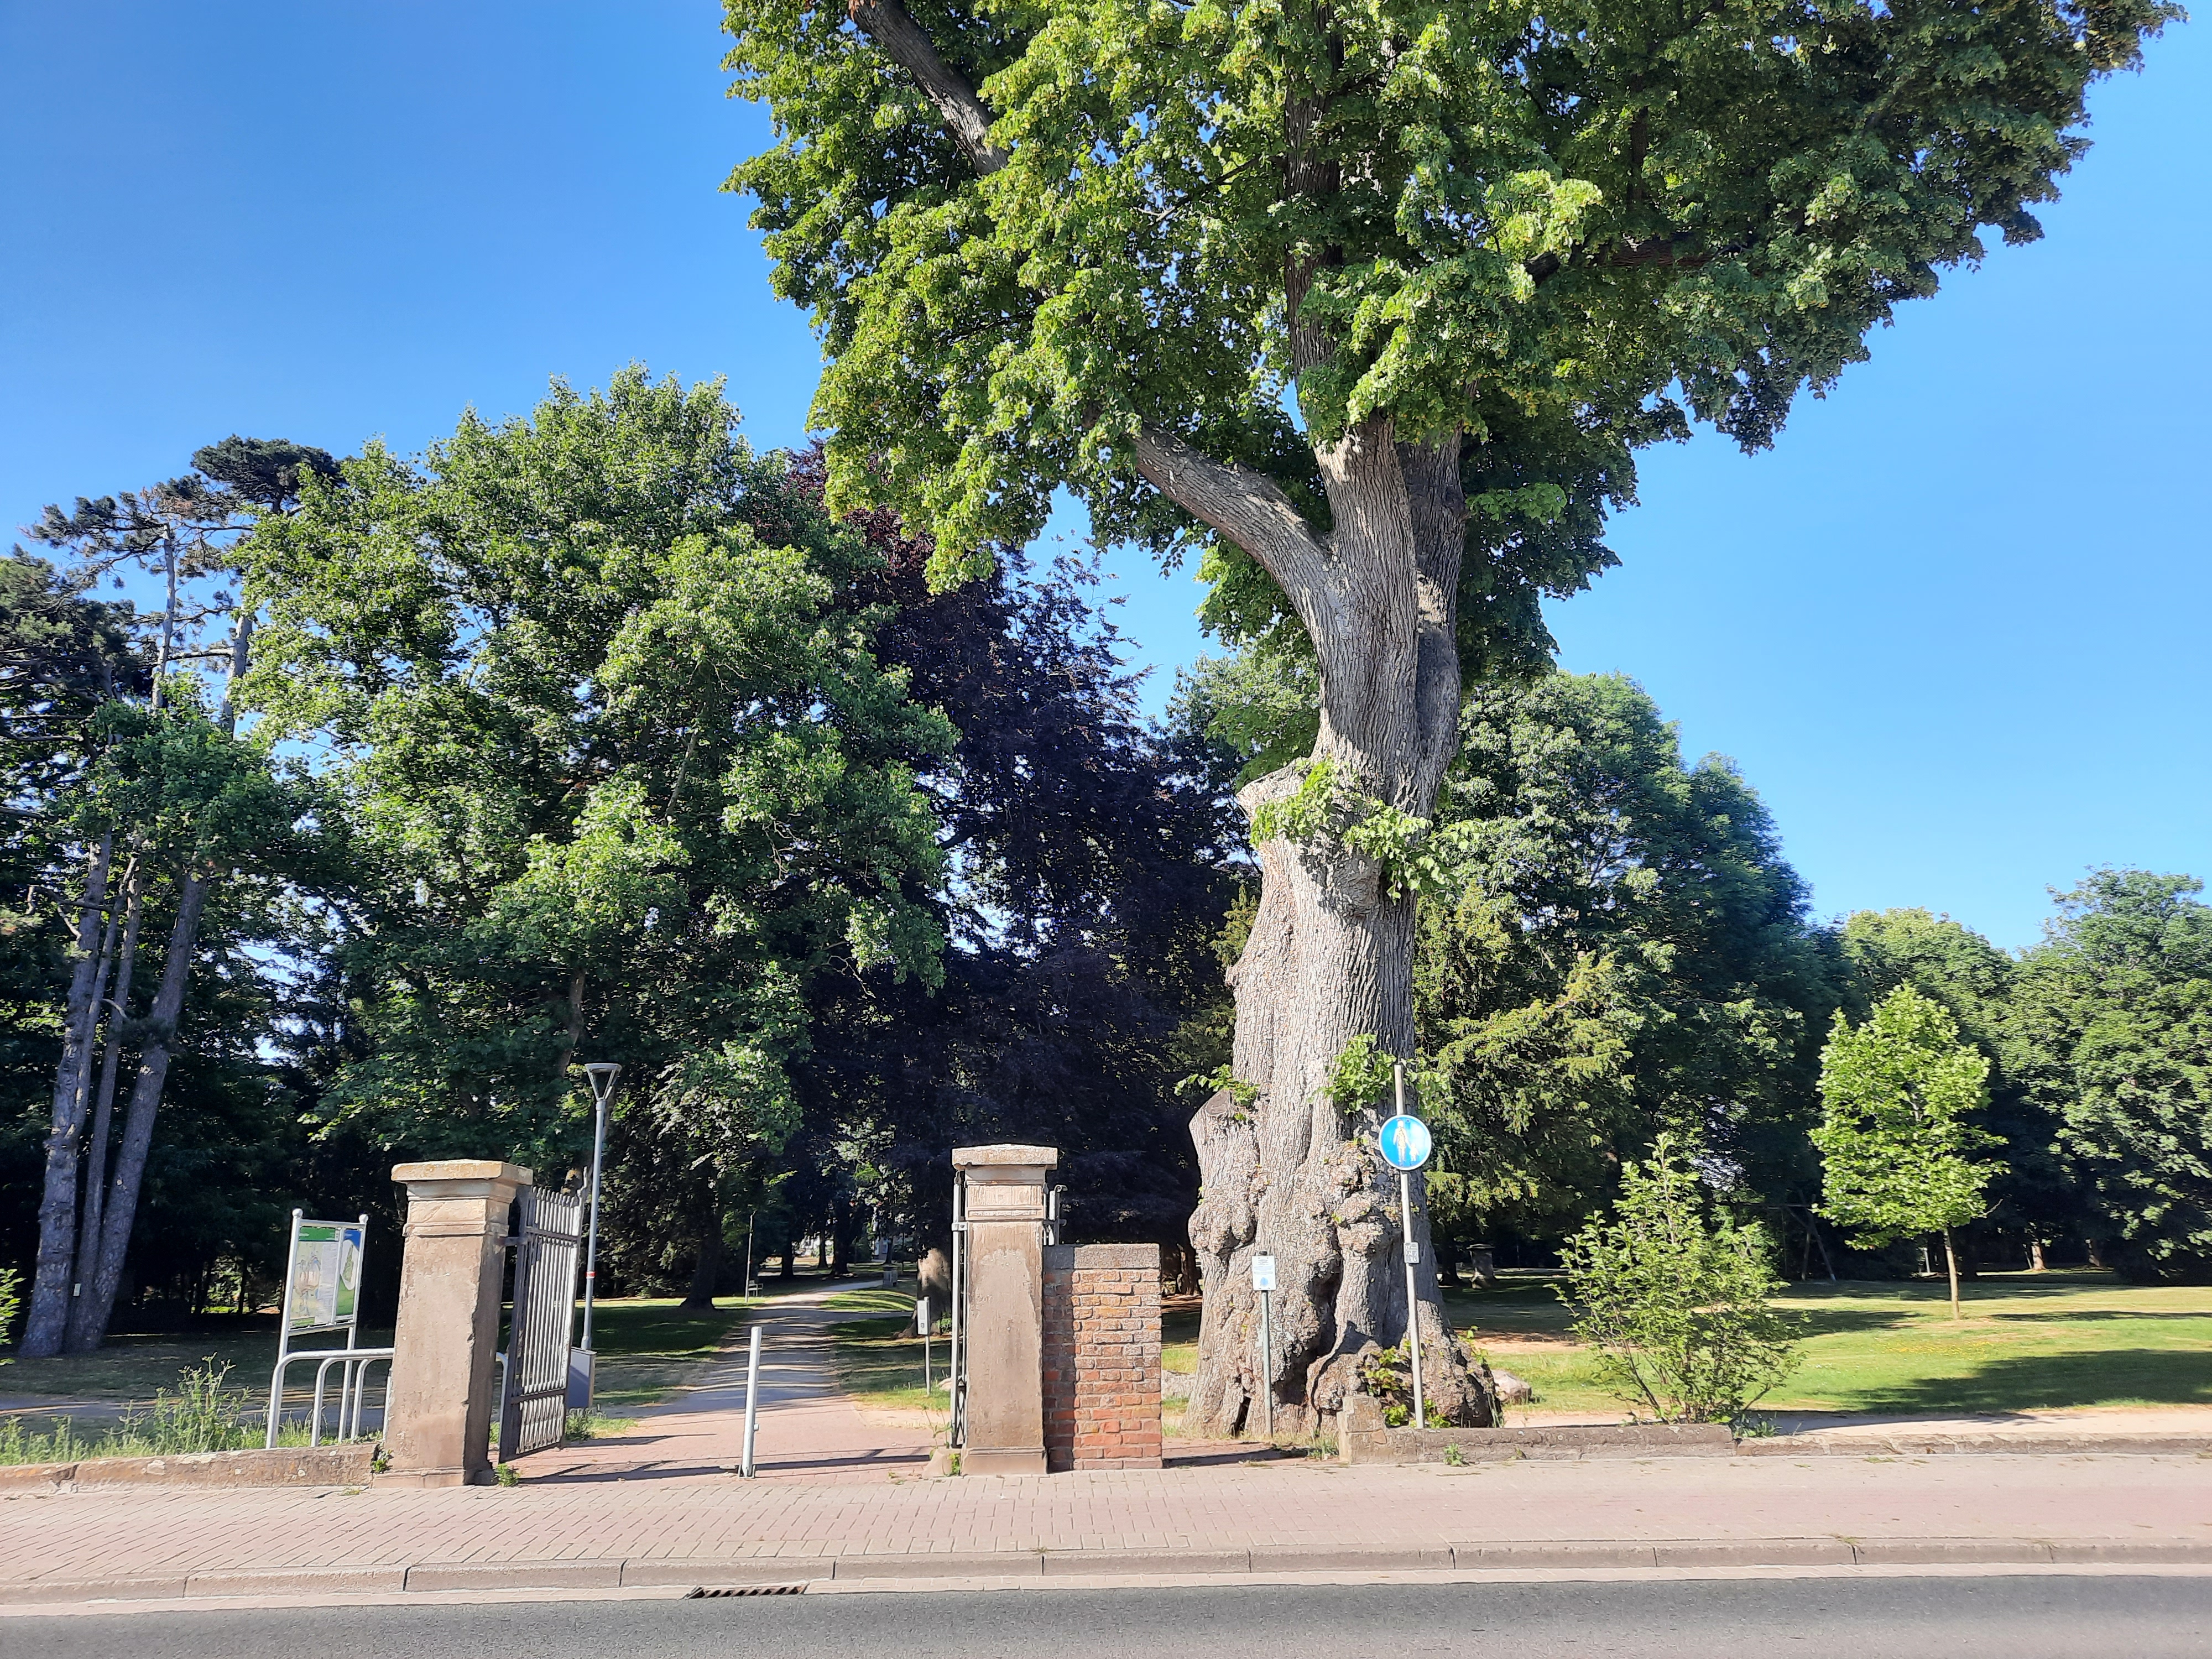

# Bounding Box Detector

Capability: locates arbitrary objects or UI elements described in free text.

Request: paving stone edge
[7,1537,2210,1603]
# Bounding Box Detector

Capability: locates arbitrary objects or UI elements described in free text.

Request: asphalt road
[11,1576,2212,1659]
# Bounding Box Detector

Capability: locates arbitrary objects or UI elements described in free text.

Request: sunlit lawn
[0,1293,760,1417]
[1448,1270,2212,1418]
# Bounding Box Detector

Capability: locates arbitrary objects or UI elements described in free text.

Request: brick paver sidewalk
[3,1451,2208,1600]
[523,1284,933,1484]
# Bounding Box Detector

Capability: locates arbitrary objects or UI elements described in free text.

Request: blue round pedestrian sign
[1379,1114,1432,1171]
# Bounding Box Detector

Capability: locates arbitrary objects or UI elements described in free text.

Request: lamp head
[578,1061,622,1107]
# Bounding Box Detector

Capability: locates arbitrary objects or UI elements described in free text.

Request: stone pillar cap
[953,1144,1060,1170]
[391,1159,533,1187]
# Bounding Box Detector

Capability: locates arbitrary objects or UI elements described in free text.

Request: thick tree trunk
[22,834,115,1358]
[72,872,209,1349]
[1180,424,1492,1439]
[1942,1228,1962,1321]
[681,1219,725,1311]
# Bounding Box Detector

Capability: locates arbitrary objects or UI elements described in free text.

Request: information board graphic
[286,1220,364,1334]
[1378,1114,1432,1172]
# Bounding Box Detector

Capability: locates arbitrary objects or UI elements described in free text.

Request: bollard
[739,1323,763,1478]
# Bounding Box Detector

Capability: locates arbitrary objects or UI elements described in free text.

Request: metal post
[577,1064,619,1353]
[742,1211,755,1300]
[338,1212,367,1441]
[264,1208,302,1448]
[948,1171,966,1448]
[740,1323,763,1478]
[1395,1063,1425,1431]
[1400,1168,1425,1430]
[1259,1287,1274,1441]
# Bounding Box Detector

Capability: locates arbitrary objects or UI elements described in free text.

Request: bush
[1556,1134,1800,1423]
[0,1267,18,1353]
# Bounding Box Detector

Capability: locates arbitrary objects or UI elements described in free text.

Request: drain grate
[688,1582,807,1598]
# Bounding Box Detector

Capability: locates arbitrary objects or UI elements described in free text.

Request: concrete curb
[1739,1434,2212,1458]
[8,1536,2210,1603]
[0,1444,377,1493]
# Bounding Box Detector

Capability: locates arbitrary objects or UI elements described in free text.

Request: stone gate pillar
[955,1144,1056,1476]
[378,1160,529,1488]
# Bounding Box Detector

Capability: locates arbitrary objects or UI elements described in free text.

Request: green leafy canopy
[724,0,2173,635]
[1814,984,1999,1245]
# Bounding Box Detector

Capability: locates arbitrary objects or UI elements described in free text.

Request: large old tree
[722,0,2171,1434]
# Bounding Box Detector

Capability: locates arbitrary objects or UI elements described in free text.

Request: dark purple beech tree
[721,0,2174,1434]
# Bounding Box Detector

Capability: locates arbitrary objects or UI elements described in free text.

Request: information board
[285,1218,365,1334]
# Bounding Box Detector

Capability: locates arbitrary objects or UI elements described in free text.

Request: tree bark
[67,860,143,1352]
[72,871,209,1348]
[1179,423,1491,1439]
[681,1219,725,1311]
[22,834,114,1358]
[1942,1227,1962,1321]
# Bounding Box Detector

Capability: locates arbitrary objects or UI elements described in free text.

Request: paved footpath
[2,1451,2209,1602]
[523,1285,934,1485]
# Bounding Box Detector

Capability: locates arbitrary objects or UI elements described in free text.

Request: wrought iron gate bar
[498,1186,584,1464]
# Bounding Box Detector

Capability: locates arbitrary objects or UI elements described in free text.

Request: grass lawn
[1449,1269,2212,1418]
[576,1298,748,1410]
[0,1296,752,1418]
[0,1317,369,1408]
[821,1284,956,1427]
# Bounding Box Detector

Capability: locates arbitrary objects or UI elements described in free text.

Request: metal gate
[498,1186,584,1463]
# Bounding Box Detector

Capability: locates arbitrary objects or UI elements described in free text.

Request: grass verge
[1449,1270,2212,1417]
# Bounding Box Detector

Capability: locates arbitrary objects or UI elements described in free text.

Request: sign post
[265,1210,383,1447]
[1250,1253,1276,1441]
[1378,1063,1433,1432]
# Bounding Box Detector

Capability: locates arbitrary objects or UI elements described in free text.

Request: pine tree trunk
[22,834,115,1358]
[72,872,209,1349]
[1942,1227,1962,1321]
[2028,1236,2046,1272]
[1181,422,1492,1439]
[66,864,143,1352]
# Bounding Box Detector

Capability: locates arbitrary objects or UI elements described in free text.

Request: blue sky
[3,3,2205,951]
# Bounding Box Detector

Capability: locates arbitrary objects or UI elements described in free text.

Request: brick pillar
[1042,1243,1162,1471]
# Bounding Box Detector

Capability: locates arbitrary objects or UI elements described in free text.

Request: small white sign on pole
[1250,1254,1277,1439]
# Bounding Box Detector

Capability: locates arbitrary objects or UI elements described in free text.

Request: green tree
[1415,673,1837,1253]
[722,0,2171,1434]
[1840,907,2084,1269]
[17,443,322,1357]
[243,371,954,1269]
[1815,985,1998,1317]
[1556,1133,1799,1423]
[2008,871,2212,1284]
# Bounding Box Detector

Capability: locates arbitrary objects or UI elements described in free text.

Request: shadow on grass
[1840,1348,2212,1415]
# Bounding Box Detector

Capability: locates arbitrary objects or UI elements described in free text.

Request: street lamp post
[575,1062,621,1407]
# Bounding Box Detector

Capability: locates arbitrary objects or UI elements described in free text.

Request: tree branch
[847,0,1009,175]
[848,0,1344,622]
[1129,425,1343,628]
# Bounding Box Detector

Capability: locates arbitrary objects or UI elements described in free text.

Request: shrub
[1556,1134,1800,1423]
